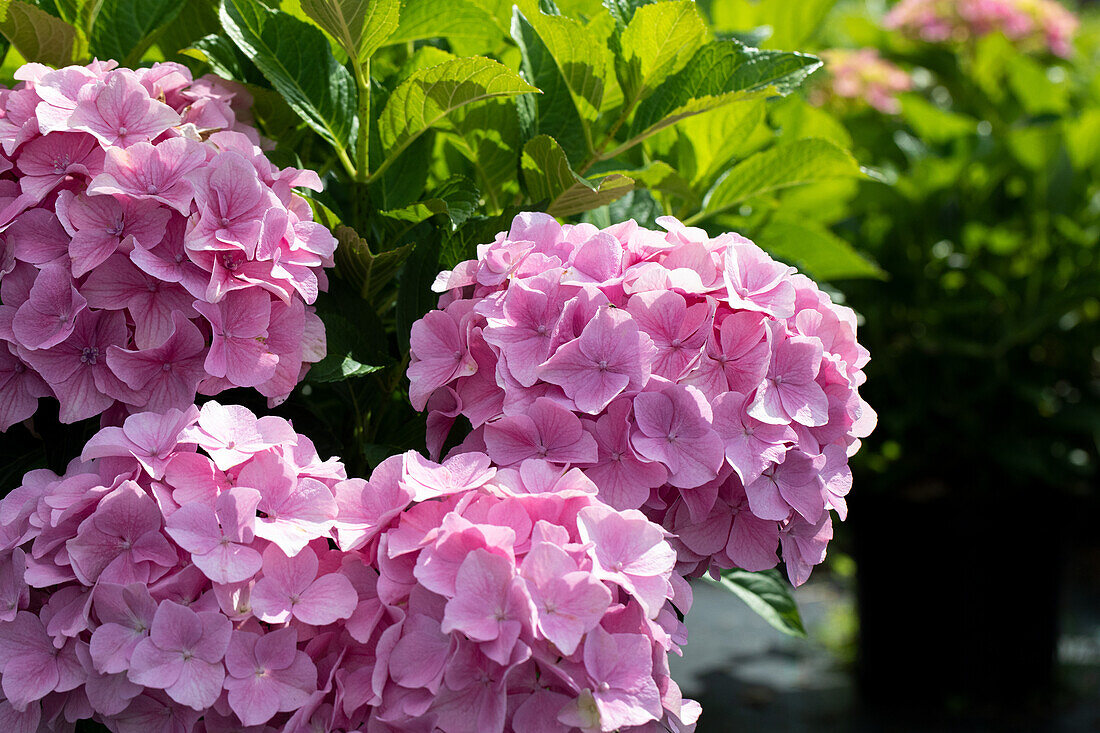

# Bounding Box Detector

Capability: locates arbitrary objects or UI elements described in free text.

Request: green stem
[335,146,358,179]
[353,58,371,182]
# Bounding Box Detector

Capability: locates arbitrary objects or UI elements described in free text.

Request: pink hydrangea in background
[815,49,913,114]
[0,403,700,731]
[884,0,1079,57]
[410,214,875,585]
[0,61,335,430]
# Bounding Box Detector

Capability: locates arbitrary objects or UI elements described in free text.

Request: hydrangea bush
[0,401,697,732]
[884,0,1079,56]
[813,49,913,114]
[411,213,874,584]
[0,61,334,430]
[0,0,892,729]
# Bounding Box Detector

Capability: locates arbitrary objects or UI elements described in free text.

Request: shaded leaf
[333,225,416,304]
[182,33,264,84]
[395,227,443,352]
[90,0,186,66]
[512,6,608,162]
[444,97,521,209]
[221,0,357,148]
[0,0,74,67]
[521,134,633,216]
[382,176,480,231]
[704,568,806,638]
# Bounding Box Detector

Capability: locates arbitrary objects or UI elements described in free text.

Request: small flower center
[162,362,172,372]
[53,156,71,173]
[146,183,158,195]
[597,359,608,371]
[117,126,128,137]
[599,681,611,692]
[219,217,231,228]
[106,219,124,236]
[80,346,99,365]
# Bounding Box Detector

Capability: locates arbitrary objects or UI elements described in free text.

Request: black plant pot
[853,482,1061,718]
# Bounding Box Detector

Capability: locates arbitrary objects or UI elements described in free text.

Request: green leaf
[309,309,389,382]
[443,97,521,209]
[221,0,357,149]
[1005,54,1069,116]
[387,0,502,51]
[1065,108,1100,170]
[90,0,185,66]
[702,137,864,218]
[333,224,416,303]
[617,0,706,106]
[770,95,851,149]
[377,56,537,170]
[602,0,652,29]
[0,0,74,67]
[512,9,585,163]
[521,134,633,216]
[395,228,442,352]
[628,40,821,142]
[382,176,480,231]
[897,94,977,144]
[704,568,806,638]
[299,0,398,63]
[613,160,694,201]
[708,0,837,51]
[182,33,263,84]
[651,97,765,185]
[511,7,610,162]
[516,9,610,121]
[761,217,884,281]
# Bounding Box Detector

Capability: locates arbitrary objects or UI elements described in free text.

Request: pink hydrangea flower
[884,0,1079,57]
[815,48,912,114]
[358,450,696,732]
[412,213,874,584]
[0,61,335,430]
[0,408,701,731]
[0,403,357,729]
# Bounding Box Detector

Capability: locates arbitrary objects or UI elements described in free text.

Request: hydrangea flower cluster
[814,49,913,114]
[349,451,699,732]
[411,214,875,584]
[0,61,334,430]
[0,402,698,732]
[884,0,1078,57]
[0,402,351,730]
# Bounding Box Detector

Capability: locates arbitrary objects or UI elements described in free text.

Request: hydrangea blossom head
[0,61,335,431]
[884,0,1079,57]
[0,402,354,727]
[350,451,699,733]
[815,48,913,114]
[0,405,699,732]
[412,213,875,584]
